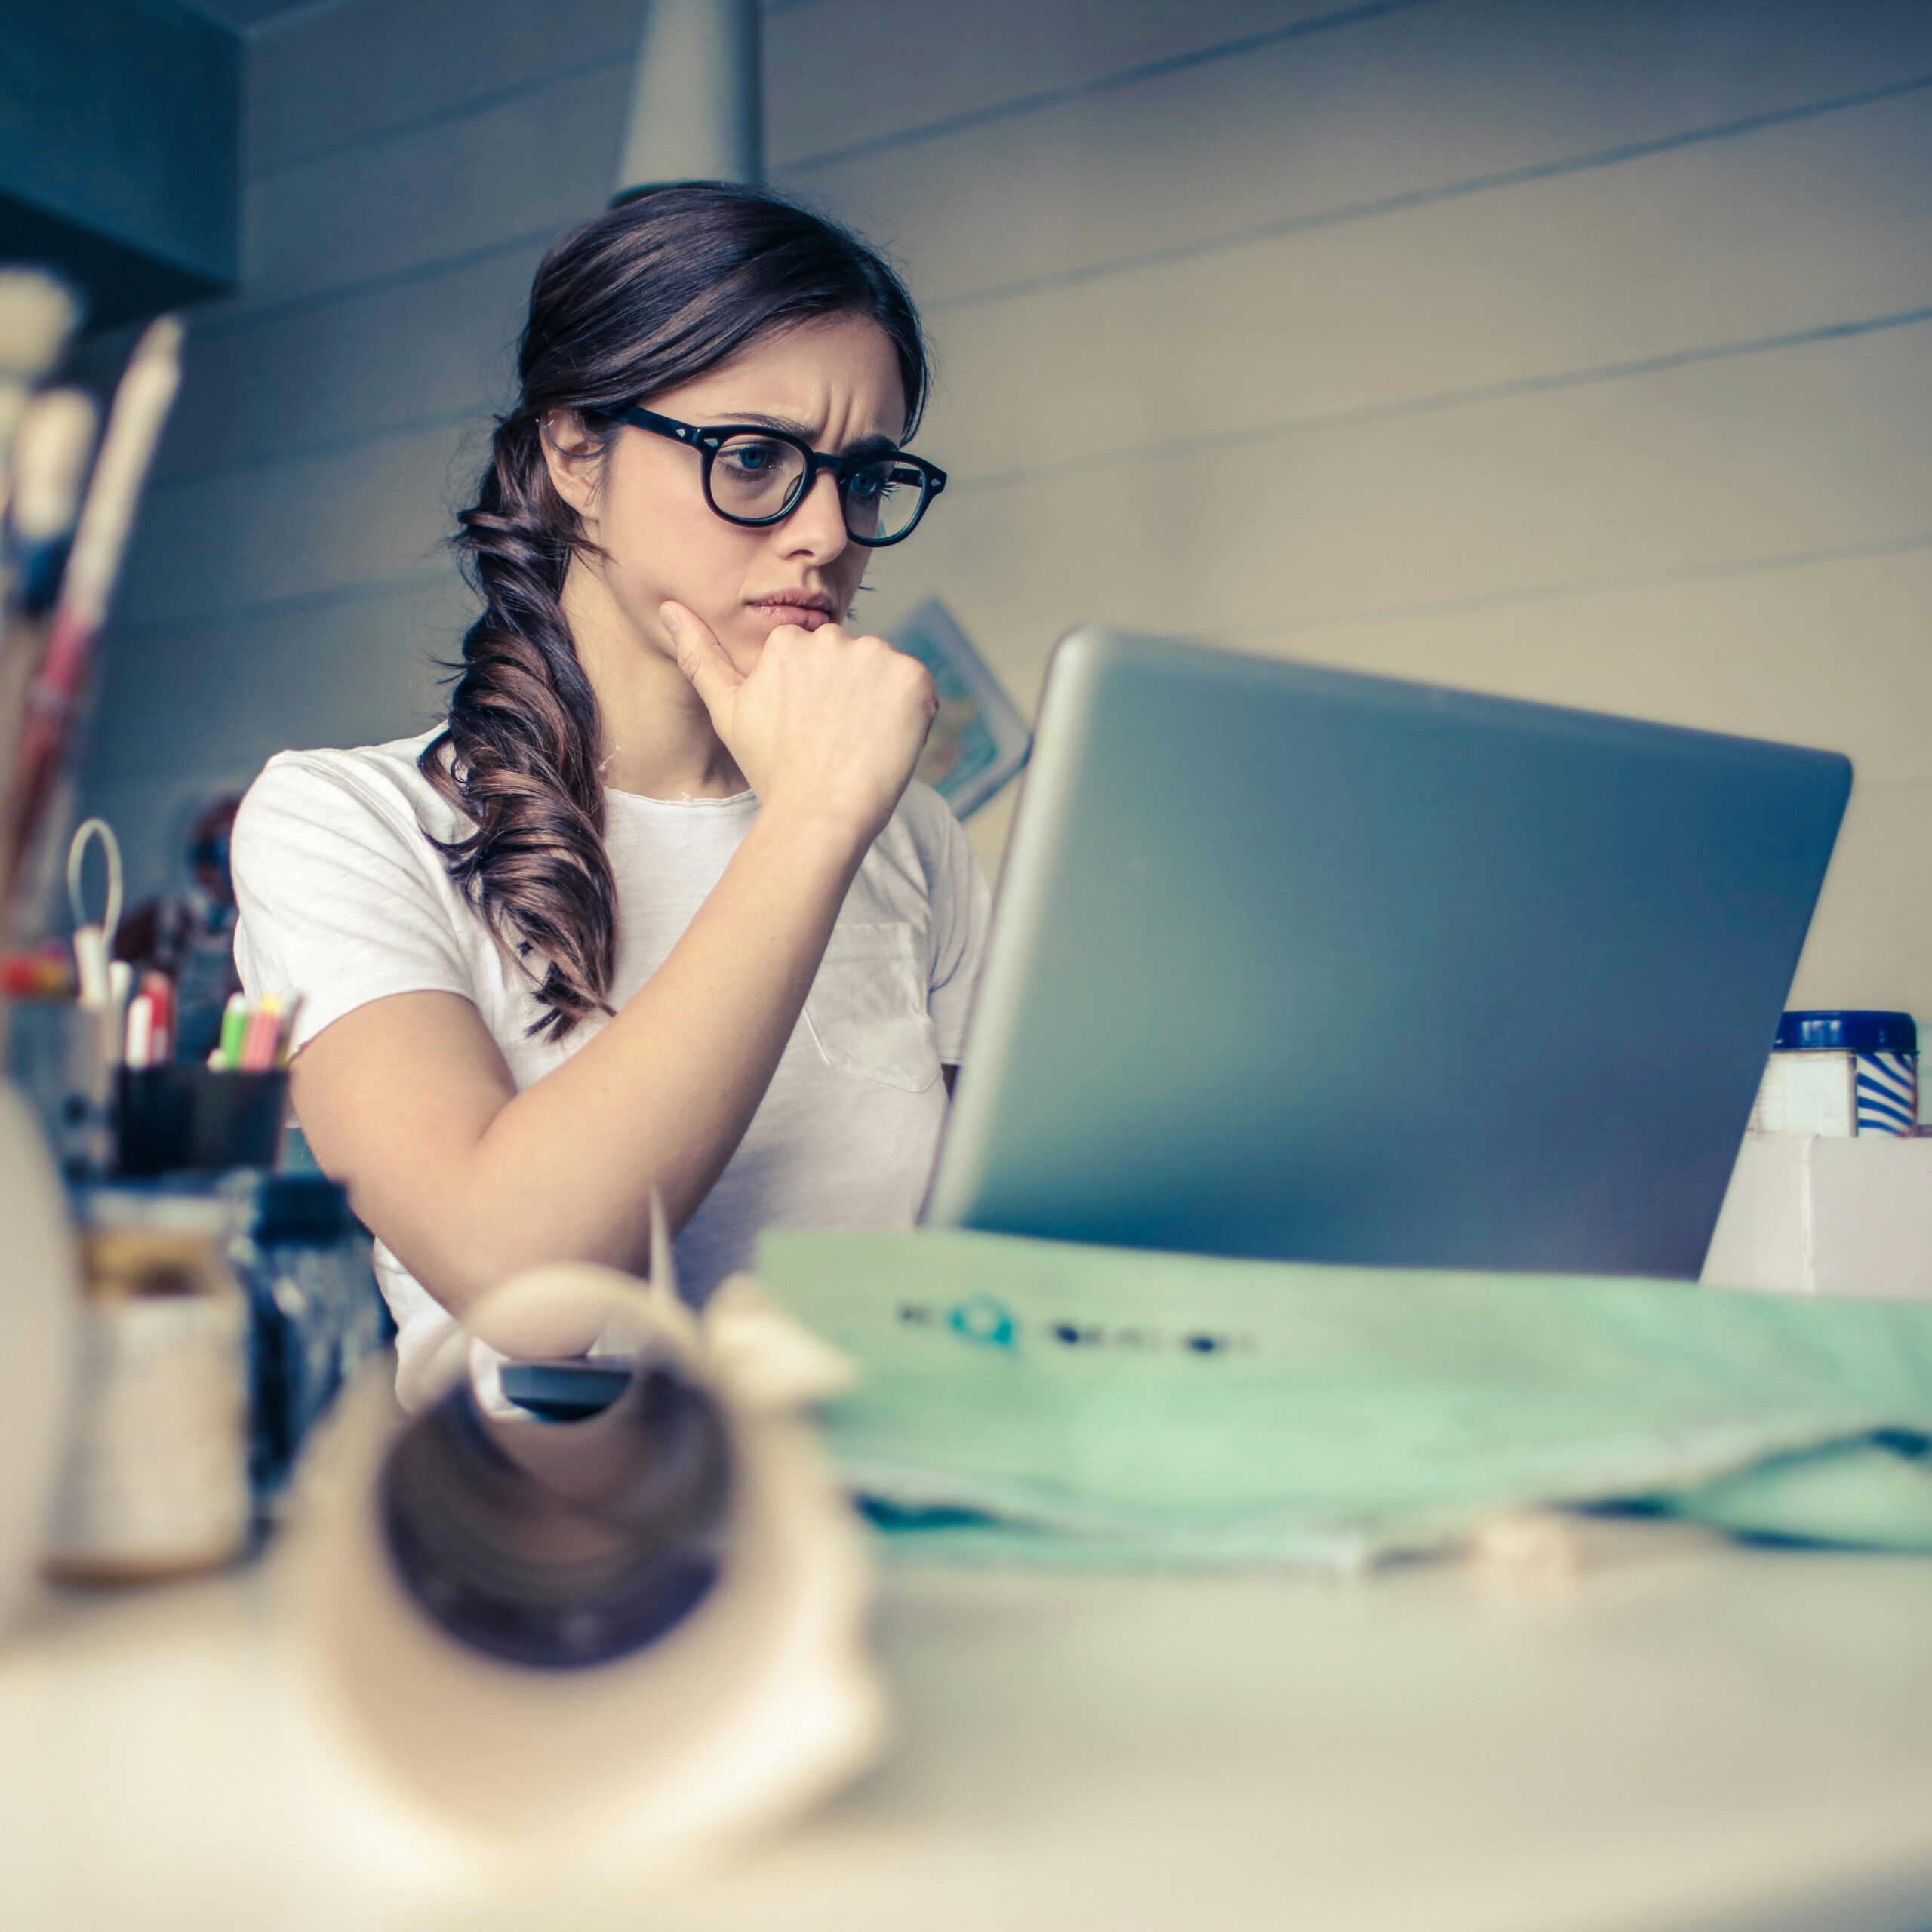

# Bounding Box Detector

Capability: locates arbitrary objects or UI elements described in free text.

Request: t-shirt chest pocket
[802,920,940,1093]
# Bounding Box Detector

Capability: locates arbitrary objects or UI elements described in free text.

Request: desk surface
[8,1522,1932,1932]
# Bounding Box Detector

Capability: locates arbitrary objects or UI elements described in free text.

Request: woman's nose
[782,468,851,558]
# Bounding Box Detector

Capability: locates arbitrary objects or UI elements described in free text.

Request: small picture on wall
[888,599,1032,820]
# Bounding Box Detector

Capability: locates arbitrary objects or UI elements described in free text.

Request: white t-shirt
[230,727,992,1407]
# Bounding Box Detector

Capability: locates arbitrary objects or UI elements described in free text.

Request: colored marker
[139,971,173,1063]
[123,992,154,1070]
[107,959,131,1065]
[239,993,281,1072]
[217,992,247,1070]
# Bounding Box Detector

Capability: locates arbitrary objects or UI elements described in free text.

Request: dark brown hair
[420,183,931,1041]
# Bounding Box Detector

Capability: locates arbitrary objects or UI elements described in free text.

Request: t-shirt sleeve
[231,752,478,1058]
[925,803,995,1064]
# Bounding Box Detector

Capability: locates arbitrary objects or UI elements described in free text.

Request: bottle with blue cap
[1750,1011,1918,1137]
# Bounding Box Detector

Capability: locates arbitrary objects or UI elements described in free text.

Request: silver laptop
[923,629,1850,1278]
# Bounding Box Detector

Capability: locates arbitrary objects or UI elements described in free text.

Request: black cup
[115,1063,291,1178]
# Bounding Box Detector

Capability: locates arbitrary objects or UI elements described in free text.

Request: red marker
[139,971,174,1064]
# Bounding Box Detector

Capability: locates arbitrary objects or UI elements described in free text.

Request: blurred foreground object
[760,1226,1932,1565]
[42,1175,383,1566]
[0,1079,77,1633]
[44,1188,249,1583]
[293,1228,884,1869]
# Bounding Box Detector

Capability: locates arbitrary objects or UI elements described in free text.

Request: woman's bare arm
[291,801,868,1314]
[289,609,937,1318]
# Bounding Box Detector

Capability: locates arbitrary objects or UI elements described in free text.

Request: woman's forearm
[434,802,867,1305]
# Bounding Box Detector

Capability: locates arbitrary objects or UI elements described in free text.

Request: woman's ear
[540,408,604,522]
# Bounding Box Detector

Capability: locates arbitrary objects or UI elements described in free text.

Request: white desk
[8,1524,1932,1932]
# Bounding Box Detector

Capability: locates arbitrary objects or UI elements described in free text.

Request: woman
[232,183,989,1407]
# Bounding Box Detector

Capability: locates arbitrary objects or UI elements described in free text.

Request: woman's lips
[746,601,835,631]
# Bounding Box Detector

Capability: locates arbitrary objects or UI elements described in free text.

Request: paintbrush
[0,271,83,700]
[2,315,182,931]
[0,270,82,513]
[0,278,85,1032]
[5,389,97,620]
[0,390,99,940]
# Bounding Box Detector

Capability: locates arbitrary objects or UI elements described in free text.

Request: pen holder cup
[115,1065,290,1179]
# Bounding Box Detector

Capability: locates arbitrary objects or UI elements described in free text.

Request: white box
[1700,1133,1932,1298]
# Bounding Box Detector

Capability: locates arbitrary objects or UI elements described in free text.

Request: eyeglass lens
[709,433,924,541]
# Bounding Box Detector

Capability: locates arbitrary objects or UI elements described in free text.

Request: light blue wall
[78,0,1932,1014]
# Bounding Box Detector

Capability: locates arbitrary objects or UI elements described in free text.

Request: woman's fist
[660,601,937,842]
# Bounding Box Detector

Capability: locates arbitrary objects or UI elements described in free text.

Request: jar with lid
[45,1188,251,1583]
[1749,1010,1918,1138]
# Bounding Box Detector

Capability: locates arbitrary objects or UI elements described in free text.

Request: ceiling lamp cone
[612,0,764,204]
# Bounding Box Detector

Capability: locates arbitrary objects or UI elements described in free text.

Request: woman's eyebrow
[721,410,901,457]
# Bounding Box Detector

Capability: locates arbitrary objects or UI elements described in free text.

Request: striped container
[1749,1011,1918,1139]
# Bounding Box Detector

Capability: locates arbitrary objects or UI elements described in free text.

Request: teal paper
[755,1228,1932,1568]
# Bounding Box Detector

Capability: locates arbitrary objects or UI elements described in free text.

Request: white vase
[0,1077,78,1633]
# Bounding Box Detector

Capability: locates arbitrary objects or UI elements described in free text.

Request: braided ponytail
[417,183,929,1041]
[419,411,617,1040]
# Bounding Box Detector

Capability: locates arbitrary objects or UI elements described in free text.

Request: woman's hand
[660,600,937,842]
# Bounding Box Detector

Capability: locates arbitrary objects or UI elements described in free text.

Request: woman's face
[547,313,909,674]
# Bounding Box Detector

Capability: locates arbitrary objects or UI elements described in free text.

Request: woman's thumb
[660,601,740,712]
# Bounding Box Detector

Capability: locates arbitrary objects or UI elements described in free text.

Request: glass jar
[45,1189,251,1583]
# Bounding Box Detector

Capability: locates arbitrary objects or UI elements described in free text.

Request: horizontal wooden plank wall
[80,0,1932,1032]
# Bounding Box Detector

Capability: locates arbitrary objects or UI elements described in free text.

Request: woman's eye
[722,441,784,474]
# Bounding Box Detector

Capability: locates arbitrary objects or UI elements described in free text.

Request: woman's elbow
[403,1211,648,1320]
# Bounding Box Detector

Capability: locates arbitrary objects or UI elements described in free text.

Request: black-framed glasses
[607,405,946,546]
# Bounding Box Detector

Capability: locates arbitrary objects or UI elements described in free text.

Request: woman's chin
[721,628,769,674]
